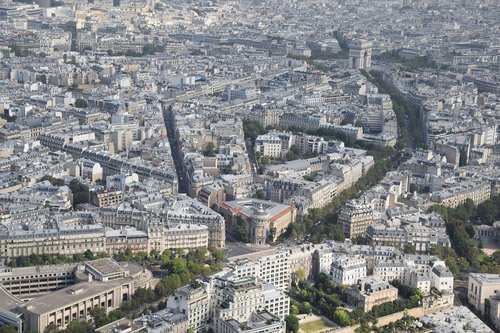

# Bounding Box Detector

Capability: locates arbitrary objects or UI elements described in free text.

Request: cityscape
[0,0,499,332]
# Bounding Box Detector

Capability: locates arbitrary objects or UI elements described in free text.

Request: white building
[228,249,291,292]
[255,133,285,159]
[330,256,367,286]
[166,284,210,330]
[374,255,453,294]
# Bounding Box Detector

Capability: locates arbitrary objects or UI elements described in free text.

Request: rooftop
[421,306,493,333]
[85,258,128,278]
[21,278,131,315]
[470,273,500,285]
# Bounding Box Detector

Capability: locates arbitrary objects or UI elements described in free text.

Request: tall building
[338,200,375,238]
[228,248,291,292]
[348,40,372,70]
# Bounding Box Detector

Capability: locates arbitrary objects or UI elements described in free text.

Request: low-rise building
[421,306,494,333]
[218,311,285,333]
[468,273,500,314]
[16,258,144,333]
[346,276,398,312]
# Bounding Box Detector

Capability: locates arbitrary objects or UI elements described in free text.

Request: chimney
[87,274,93,283]
[359,279,365,292]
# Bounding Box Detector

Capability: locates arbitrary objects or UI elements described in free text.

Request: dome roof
[252,204,269,219]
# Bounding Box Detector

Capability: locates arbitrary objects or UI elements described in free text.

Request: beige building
[468,273,500,313]
[216,199,295,245]
[99,197,225,249]
[0,264,76,299]
[148,223,209,253]
[255,133,284,159]
[346,276,398,312]
[96,318,146,333]
[90,190,123,207]
[105,228,149,255]
[431,180,492,208]
[246,105,282,128]
[339,200,375,239]
[0,213,106,262]
[210,274,289,332]
[18,259,140,333]
[134,310,188,333]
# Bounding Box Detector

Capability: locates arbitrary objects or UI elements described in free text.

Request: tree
[290,304,300,315]
[403,243,416,255]
[84,249,94,260]
[74,98,88,108]
[260,155,270,166]
[61,320,94,333]
[9,44,29,57]
[285,315,299,333]
[295,268,307,283]
[0,326,17,333]
[203,142,216,157]
[142,43,157,55]
[69,179,89,207]
[211,248,224,261]
[1,110,16,123]
[242,120,267,142]
[333,308,351,327]
[299,302,312,314]
[253,189,266,200]
[44,323,59,333]
[168,258,187,274]
[40,175,65,186]
[90,306,107,327]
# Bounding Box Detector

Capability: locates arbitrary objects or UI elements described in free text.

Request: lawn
[299,319,332,333]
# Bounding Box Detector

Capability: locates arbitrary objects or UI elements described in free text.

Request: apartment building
[0,212,107,262]
[166,284,211,330]
[366,223,450,253]
[431,180,492,208]
[218,312,285,333]
[267,177,338,212]
[148,223,209,253]
[228,248,291,292]
[255,133,287,159]
[330,256,367,286]
[338,200,376,238]
[312,242,402,278]
[374,255,453,294]
[99,195,225,248]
